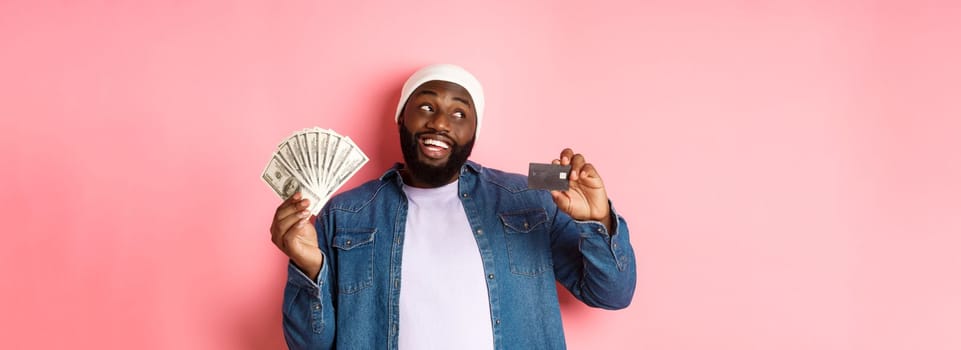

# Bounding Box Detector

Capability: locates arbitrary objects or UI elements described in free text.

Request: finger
[551,190,575,216]
[282,192,302,206]
[580,163,597,178]
[272,209,311,247]
[277,205,310,225]
[275,198,311,222]
[274,216,308,251]
[559,148,574,166]
[282,217,313,248]
[271,200,303,241]
[551,159,560,165]
[274,194,300,219]
[569,153,586,181]
[578,163,605,187]
[570,153,586,171]
[550,190,568,207]
[280,209,311,233]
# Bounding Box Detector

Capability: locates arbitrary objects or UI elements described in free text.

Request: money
[262,127,369,215]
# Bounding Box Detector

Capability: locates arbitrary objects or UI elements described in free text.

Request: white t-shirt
[399,181,494,350]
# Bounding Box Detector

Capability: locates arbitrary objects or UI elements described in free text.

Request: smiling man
[270,64,637,349]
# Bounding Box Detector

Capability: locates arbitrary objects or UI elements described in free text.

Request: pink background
[2,1,959,349]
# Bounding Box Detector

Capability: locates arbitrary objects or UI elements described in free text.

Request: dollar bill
[262,127,368,215]
[261,153,324,214]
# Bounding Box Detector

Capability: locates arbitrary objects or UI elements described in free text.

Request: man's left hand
[551,148,613,232]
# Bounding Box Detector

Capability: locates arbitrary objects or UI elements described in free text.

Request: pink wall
[2,1,959,349]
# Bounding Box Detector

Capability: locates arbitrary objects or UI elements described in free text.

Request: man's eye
[419,105,433,112]
[452,111,464,118]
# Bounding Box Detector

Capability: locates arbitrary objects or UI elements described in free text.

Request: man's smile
[418,134,453,160]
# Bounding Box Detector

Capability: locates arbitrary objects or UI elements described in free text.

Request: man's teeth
[423,139,450,149]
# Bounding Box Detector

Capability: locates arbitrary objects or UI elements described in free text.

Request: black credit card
[528,163,571,191]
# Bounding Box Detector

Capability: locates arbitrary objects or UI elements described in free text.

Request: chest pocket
[499,209,552,276]
[331,228,376,294]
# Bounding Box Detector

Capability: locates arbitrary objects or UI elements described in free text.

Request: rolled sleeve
[554,200,637,310]
[283,253,334,349]
[572,202,632,272]
[286,256,328,295]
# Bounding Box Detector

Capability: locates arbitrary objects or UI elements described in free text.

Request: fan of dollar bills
[262,127,369,215]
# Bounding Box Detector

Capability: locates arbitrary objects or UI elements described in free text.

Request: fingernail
[562,156,569,163]
[300,210,309,218]
[293,192,301,200]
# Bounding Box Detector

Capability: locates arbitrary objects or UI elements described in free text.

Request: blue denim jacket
[283,161,636,349]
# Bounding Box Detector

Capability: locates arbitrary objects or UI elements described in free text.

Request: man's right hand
[270,192,323,280]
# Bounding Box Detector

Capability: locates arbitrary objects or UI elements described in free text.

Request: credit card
[528,163,571,191]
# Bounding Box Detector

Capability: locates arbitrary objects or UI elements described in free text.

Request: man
[270,64,636,349]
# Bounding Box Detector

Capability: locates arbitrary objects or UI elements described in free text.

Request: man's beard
[399,124,475,187]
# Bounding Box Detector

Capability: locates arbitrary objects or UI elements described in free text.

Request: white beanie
[394,64,485,139]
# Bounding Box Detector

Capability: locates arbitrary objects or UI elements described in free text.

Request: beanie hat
[394,64,485,139]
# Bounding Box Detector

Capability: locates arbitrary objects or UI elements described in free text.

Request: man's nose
[426,110,452,131]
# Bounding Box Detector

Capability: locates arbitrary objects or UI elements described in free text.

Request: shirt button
[495,319,501,325]
[476,229,483,235]
[612,243,618,248]
[597,227,603,233]
[346,240,352,246]
[462,193,469,198]
[488,274,495,279]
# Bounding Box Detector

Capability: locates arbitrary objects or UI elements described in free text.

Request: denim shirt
[283,161,637,349]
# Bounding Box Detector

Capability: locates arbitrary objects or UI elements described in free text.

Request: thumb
[551,190,569,208]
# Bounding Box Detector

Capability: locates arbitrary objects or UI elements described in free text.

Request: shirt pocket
[499,209,552,276]
[331,228,376,294]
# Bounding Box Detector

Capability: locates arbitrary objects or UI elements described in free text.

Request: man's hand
[551,148,613,232]
[270,192,323,280]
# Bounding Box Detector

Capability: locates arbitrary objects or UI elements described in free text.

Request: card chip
[559,172,567,180]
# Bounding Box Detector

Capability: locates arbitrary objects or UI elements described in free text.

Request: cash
[262,127,369,215]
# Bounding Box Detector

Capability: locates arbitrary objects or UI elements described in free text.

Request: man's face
[398,80,477,187]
